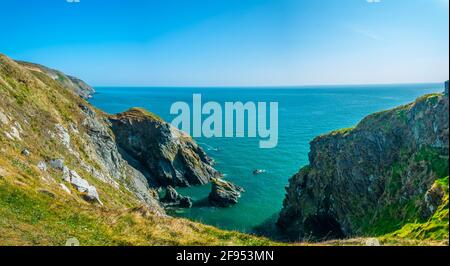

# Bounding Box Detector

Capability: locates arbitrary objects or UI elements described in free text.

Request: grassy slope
[0,177,275,246]
[382,176,448,242]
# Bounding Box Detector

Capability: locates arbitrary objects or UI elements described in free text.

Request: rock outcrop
[63,166,102,204]
[208,178,244,207]
[109,108,220,187]
[161,186,192,208]
[278,91,449,240]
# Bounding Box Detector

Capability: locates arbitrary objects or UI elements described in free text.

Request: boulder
[208,178,244,207]
[63,167,102,205]
[161,186,192,208]
[49,159,65,170]
[21,149,30,156]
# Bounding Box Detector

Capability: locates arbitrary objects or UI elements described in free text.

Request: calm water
[89,84,444,234]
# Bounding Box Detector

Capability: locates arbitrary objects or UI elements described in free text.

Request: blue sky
[0,0,448,86]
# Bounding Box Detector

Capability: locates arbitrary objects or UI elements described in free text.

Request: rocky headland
[278,86,449,242]
[109,108,220,187]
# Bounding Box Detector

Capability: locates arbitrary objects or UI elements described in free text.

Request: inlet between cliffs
[89,84,444,234]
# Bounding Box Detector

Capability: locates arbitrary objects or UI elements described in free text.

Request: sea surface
[89,83,444,234]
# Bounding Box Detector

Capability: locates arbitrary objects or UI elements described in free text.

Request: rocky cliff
[110,108,220,187]
[278,90,449,241]
[0,53,268,245]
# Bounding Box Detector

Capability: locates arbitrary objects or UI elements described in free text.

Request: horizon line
[92,81,447,89]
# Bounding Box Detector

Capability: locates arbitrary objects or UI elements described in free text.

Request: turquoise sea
[89,83,444,235]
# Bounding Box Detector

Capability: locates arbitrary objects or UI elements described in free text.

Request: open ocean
[89,83,444,234]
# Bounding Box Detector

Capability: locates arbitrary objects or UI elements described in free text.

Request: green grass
[0,178,276,246]
[329,127,354,136]
[415,146,449,180]
[383,176,449,241]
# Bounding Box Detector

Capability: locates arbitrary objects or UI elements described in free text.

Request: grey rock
[49,159,65,170]
[55,124,71,149]
[21,149,30,156]
[63,167,102,205]
[208,178,244,207]
[80,104,164,214]
[161,186,192,208]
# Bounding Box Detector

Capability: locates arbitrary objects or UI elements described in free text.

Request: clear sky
[0,0,448,86]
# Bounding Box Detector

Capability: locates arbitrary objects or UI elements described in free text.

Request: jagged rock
[63,167,102,204]
[208,178,244,207]
[79,104,163,214]
[278,92,449,240]
[55,124,71,149]
[49,159,65,170]
[109,108,220,187]
[161,186,192,208]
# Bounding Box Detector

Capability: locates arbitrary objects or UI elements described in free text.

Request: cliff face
[109,108,220,187]
[278,92,449,240]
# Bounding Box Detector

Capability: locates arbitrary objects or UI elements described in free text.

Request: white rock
[0,111,9,124]
[37,161,47,171]
[63,167,102,204]
[55,124,71,148]
[9,126,21,140]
